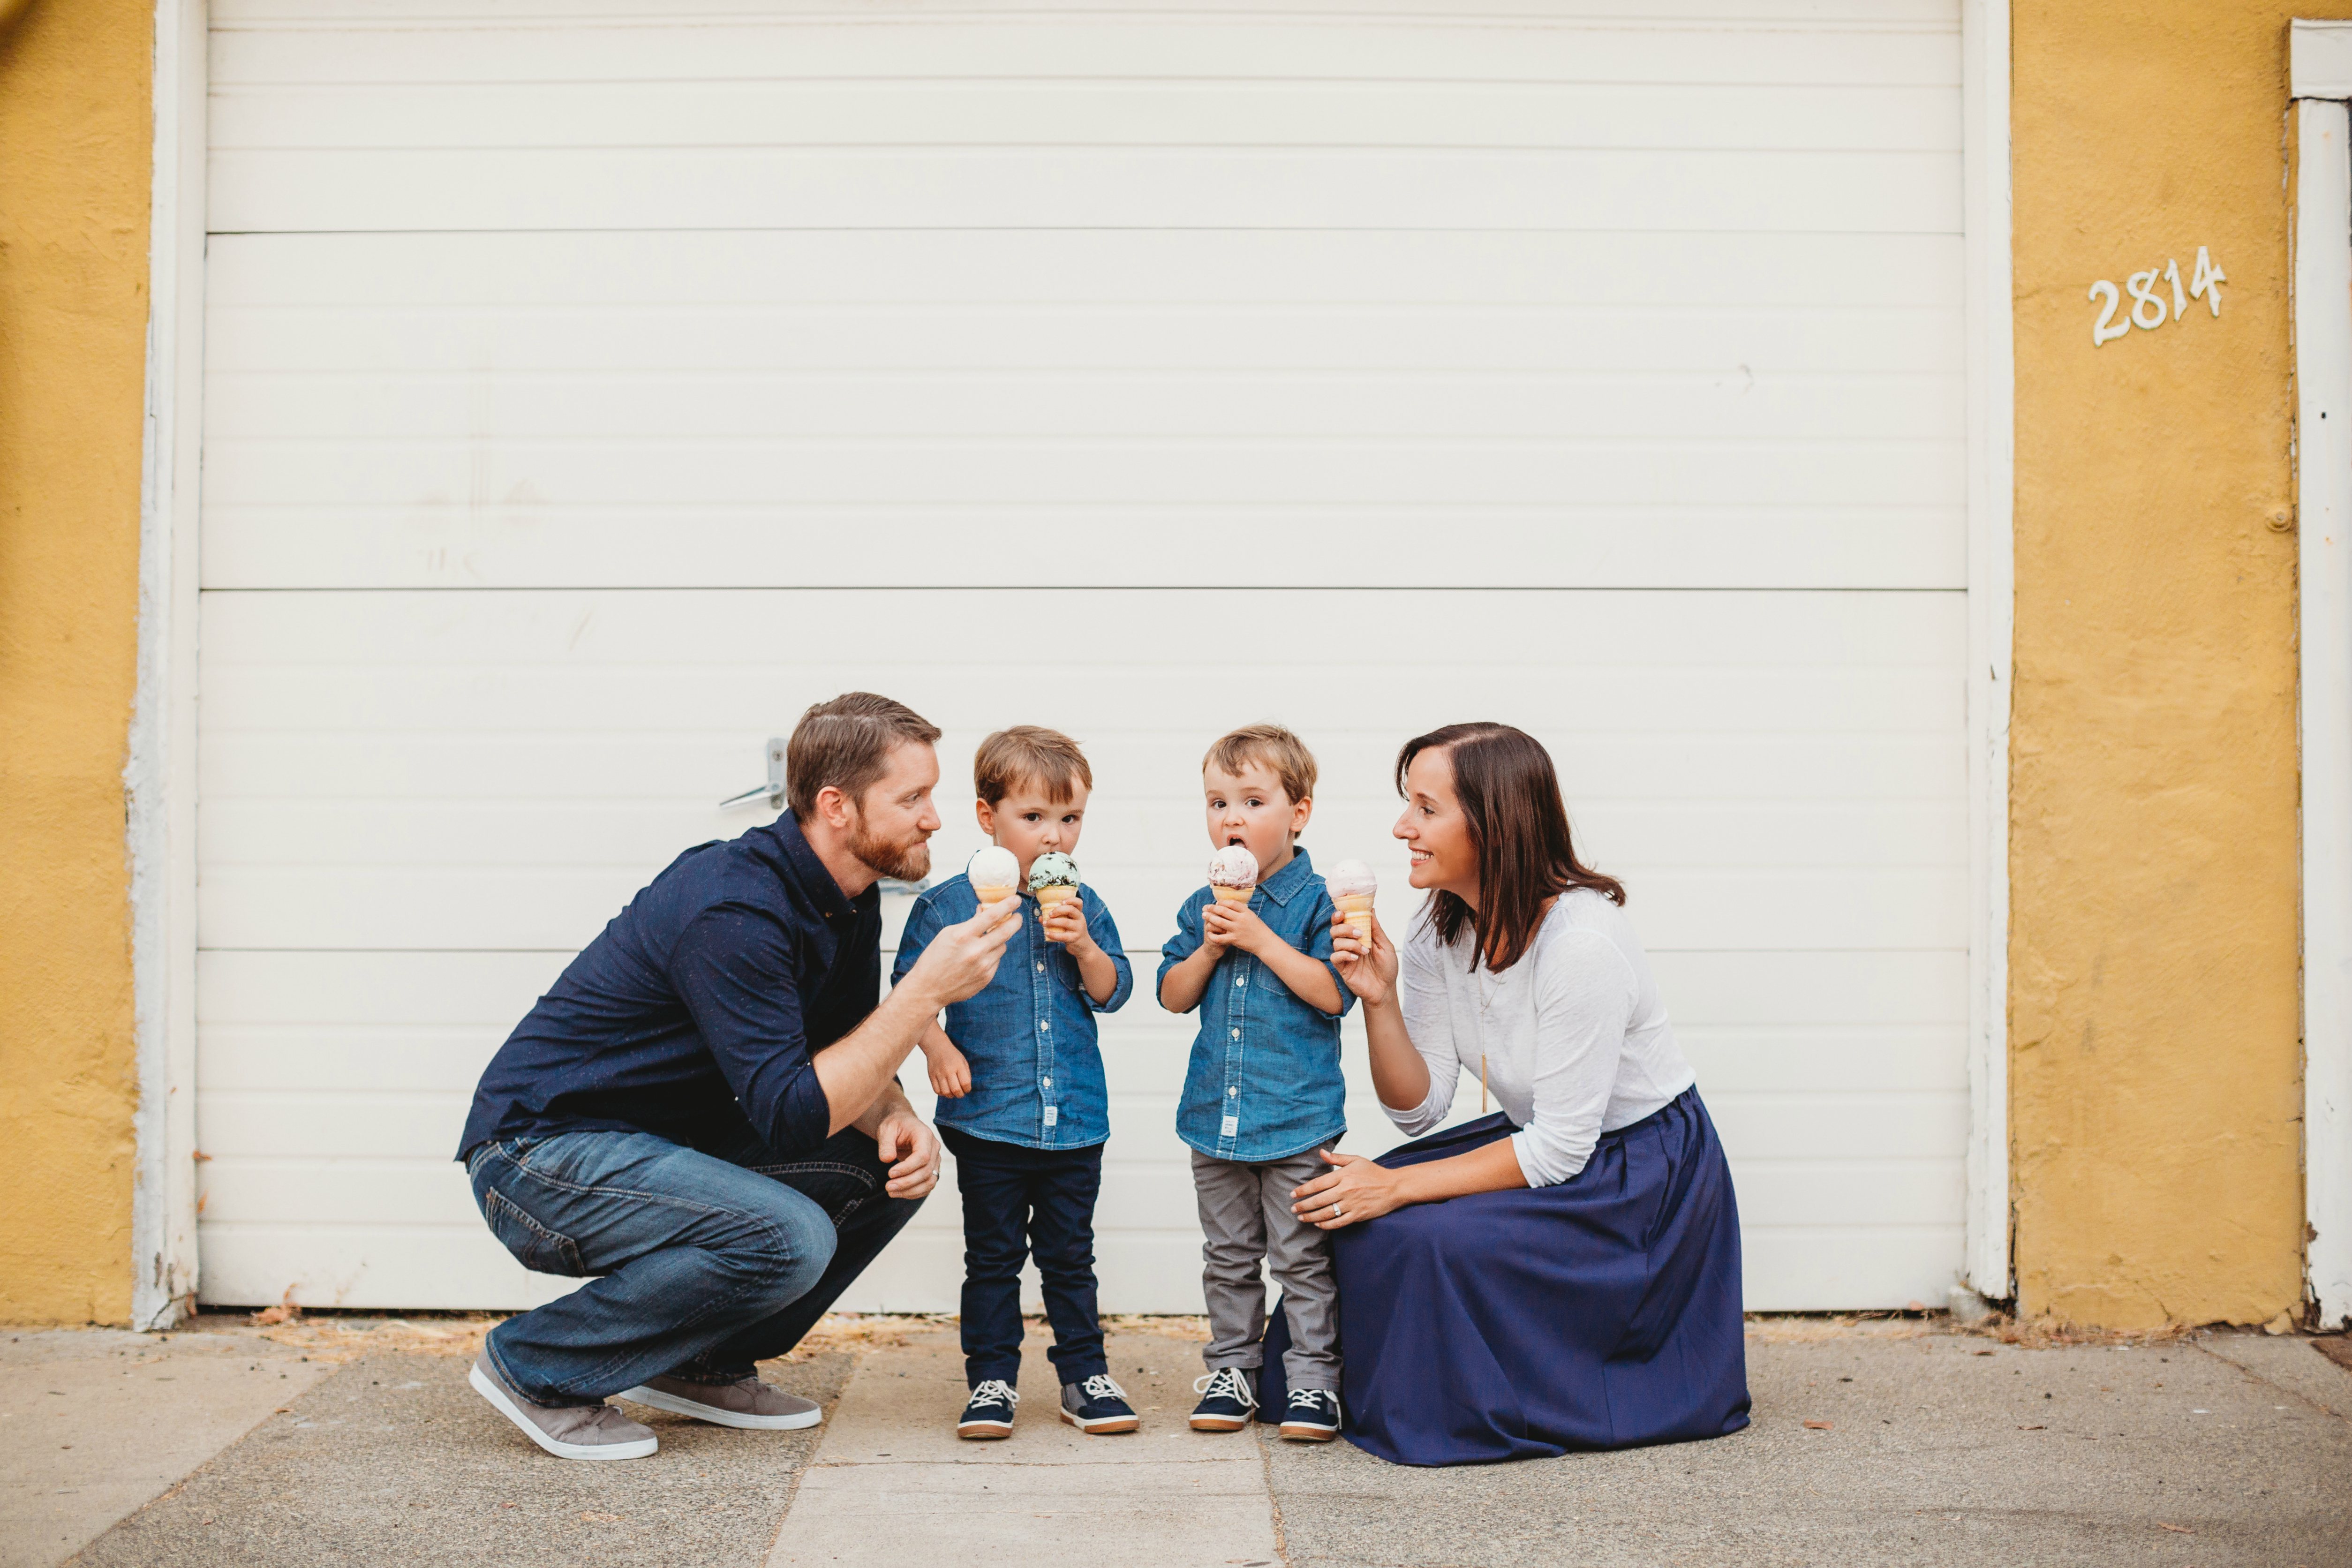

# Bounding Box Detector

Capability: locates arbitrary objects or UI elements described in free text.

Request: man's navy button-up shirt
[457,812,876,1162]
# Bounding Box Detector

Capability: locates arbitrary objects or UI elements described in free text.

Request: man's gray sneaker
[619,1373,823,1431]
[469,1357,657,1461]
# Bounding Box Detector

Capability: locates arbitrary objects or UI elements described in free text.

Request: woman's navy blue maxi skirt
[1262,1087,1750,1466]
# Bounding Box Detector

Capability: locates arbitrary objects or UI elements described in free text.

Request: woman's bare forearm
[1360,994,1433,1111]
[1393,1136,1528,1205]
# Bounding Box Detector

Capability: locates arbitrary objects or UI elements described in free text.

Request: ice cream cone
[1336,892,1374,944]
[1033,884,1079,913]
[1211,885,1253,906]
[968,846,1021,910]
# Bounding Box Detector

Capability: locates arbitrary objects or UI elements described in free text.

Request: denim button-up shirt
[892,872,1133,1151]
[1158,847,1354,1163]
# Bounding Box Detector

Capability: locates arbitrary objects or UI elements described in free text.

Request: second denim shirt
[892,872,1133,1151]
[1158,847,1355,1163]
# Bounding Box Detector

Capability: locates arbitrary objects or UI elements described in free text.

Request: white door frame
[1961,0,2015,1303]
[2292,19,2352,1331]
[128,0,207,1330]
[129,0,2020,1319]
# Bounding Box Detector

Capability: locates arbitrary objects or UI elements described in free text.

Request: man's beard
[849,819,931,884]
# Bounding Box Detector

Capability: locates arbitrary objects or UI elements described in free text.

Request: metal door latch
[719,737,789,809]
[718,735,929,896]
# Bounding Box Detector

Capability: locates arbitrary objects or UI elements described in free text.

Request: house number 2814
[2089,248,2225,347]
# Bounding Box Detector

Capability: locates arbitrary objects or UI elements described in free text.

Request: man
[455,693,1020,1460]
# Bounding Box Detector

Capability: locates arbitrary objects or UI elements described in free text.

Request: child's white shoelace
[1192,1368,1257,1409]
[967,1378,1019,1412]
[1075,1374,1128,1405]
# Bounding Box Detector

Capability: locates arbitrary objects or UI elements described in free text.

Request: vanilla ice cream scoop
[1327,858,1377,946]
[967,845,1020,903]
[1208,844,1259,905]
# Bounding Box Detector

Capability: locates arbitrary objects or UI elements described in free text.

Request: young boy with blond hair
[1157,724,1353,1442]
[893,726,1136,1440]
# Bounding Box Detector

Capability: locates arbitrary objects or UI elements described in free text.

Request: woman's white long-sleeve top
[1388,888,1696,1186]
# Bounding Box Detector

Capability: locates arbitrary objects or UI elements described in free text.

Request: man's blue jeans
[466,1124,922,1406]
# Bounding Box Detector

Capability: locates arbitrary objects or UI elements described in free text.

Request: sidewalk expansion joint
[2191,1342,2346,1422]
[812,1454,1260,1469]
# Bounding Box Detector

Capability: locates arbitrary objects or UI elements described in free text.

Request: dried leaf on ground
[250,1288,303,1327]
[1802,1419,1833,1430]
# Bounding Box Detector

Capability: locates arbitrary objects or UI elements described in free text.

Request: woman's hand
[1290,1149,1410,1230]
[1329,907,1398,1007]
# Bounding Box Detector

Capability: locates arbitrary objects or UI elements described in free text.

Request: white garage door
[197,0,1968,1313]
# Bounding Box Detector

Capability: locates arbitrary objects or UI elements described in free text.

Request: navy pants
[467,1124,921,1406]
[940,1125,1108,1388]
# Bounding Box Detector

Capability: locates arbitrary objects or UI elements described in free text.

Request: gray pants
[1190,1147,1340,1393]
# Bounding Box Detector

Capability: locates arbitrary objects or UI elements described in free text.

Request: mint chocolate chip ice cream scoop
[1027,852,1081,892]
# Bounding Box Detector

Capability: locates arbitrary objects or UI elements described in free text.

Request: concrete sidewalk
[12,1315,2350,1568]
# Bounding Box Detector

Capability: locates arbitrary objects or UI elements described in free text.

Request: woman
[1265,722,1750,1465]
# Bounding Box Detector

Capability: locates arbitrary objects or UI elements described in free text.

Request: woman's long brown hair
[1397,722,1624,972]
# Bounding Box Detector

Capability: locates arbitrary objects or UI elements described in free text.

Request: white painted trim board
[128,0,207,1330]
[2293,18,2352,1331]
[1960,0,2014,1302]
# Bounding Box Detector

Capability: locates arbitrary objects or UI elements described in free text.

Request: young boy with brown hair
[892,726,1136,1440]
[1156,724,1353,1442]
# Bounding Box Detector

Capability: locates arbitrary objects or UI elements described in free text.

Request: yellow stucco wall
[2009,2,2330,1328]
[0,0,154,1325]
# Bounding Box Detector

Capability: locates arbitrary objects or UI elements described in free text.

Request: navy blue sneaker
[1059,1374,1139,1434]
[956,1378,1019,1440]
[1189,1366,1258,1432]
[1279,1387,1341,1442]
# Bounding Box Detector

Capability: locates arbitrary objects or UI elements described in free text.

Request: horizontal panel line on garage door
[208,83,1958,155]
[209,41,1959,86]
[193,1219,1221,1236]
[213,434,1963,448]
[209,225,1964,238]
[191,1150,1964,1168]
[191,945,1967,955]
[222,141,1953,155]
[199,584,1963,595]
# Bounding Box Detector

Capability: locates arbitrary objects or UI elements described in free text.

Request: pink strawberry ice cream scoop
[1325,859,1377,900]
[1208,845,1259,890]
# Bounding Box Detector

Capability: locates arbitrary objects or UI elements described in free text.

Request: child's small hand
[1042,896,1093,951]
[1201,899,1270,957]
[925,1041,972,1099]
